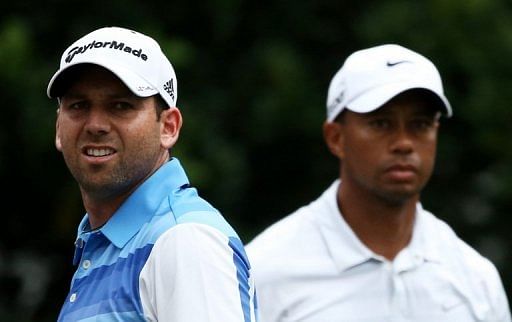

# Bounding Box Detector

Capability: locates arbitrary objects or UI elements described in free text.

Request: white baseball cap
[47,26,177,107]
[326,44,452,121]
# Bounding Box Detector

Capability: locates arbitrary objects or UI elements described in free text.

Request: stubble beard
[370,174,431,207]
[69,155,155,202]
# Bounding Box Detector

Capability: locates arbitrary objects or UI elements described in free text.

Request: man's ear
[323,121,345,159]
[160,107,183,150]
[55,108,63,152]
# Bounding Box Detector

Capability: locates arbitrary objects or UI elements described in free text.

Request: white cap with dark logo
[47,26,177,107]
[326,44,452,121]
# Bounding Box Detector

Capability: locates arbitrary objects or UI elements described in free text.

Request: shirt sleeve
[139,223,256,322]
[486,264,511,322]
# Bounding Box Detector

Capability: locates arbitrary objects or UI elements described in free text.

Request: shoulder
[149,183,240,240]
[421,210,495,271]
[246,181,338,255]
[246,191,326,254]
[164,185,245,261]
[420,209,508,309]
[138,183,246,266]
[246,207,310,264]
[246,184,337,281]
[422,210,494,270]
[153,222,242,260]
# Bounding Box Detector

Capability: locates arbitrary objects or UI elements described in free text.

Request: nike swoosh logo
[386,60,410,67]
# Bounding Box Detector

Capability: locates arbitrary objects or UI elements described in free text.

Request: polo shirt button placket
[395,273,411,319]
[82,259,91,270]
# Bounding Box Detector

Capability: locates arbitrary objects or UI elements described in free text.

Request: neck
[81,187,133,229]
[81,152,170,229]
[338,180,418,261]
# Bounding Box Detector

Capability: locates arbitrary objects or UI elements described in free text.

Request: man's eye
[411,119,435,130]
[369,119,391,129]
[68,102,87,110]
[113,102,133,110]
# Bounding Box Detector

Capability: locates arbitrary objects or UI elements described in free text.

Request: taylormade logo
[65,40,148,63]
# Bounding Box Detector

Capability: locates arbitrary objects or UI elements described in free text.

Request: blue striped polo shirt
[58,158,257,321]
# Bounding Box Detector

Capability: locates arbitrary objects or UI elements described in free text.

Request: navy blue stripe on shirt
[229,237,252,322]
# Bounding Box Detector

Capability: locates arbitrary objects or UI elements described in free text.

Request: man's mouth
[85,148,116,157]
[385,164,417,181]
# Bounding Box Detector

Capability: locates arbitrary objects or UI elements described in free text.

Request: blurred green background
[1,0,511,320]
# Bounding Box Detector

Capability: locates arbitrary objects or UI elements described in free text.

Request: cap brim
[346,82,452,117]
[47,58,158,99]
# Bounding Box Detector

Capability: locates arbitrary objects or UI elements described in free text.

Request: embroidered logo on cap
[163,79,175,101]
[386,60,410,67]
[65,40,148,63]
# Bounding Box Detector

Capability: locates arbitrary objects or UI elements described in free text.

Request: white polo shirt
[246,180,511,322]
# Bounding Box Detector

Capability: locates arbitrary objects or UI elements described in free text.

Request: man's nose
[84,107,111,135]
[389,123,414,154]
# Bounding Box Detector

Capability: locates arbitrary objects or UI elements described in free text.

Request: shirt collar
[315,180,443,273]
[314,180,377,272]
[77,158,189,248]
[406,203,443,264]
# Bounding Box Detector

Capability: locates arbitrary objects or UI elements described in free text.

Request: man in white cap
[246,44,510,322]
[48,26,257,322]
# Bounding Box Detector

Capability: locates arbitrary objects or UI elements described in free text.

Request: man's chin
[377,187,420,206]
